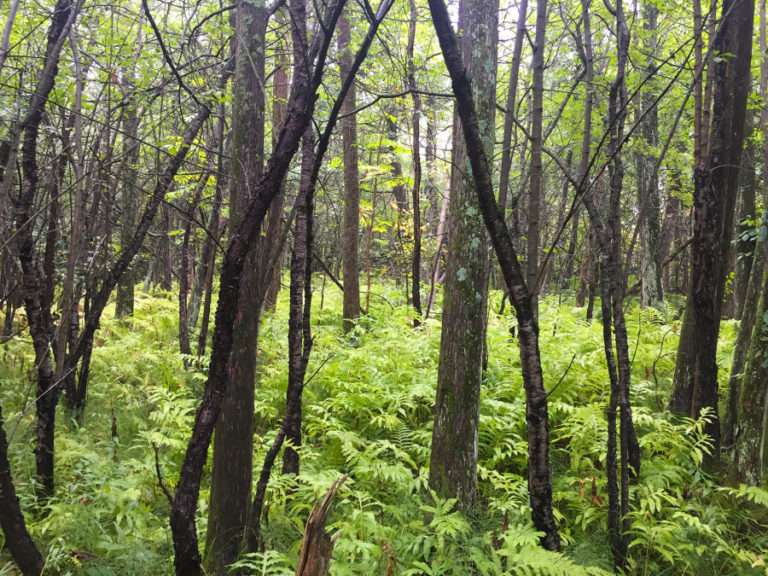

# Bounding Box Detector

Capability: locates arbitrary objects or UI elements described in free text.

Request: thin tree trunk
[115,103,141,319]
[497,0,528,216]
[526,0,547,315]
[192,106,226,340]
[339,9,360,332]
[282,127,314,476]
[733,113,757,319]
[12,0,80,502]
[264,10,291,312]
[179,170,211,358]
[408,0,422,325]
[638,0,663,309]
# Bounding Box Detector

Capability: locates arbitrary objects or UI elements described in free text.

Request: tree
[527,0,548,314]
[407,0,422,325]
[204,0,267,570]
[637,0,663,309]
[339,8,361,333]
[671,0,755,455]
[427,0,560,550]
[169,1,347,571]
[429,0,496,510]
[729,0,767,484]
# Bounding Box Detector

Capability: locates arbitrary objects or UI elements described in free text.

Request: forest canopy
[0,0,767,574]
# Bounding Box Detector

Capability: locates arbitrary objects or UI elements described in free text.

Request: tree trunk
[264,10,291,312]
[192,107,226,345]
[671,0,755,457]
[115,102,141,319]
[282,127,314,476]
[339,9,360,333]
[638,0,663,309]
[427,0,560,549]
[733,112,758,319]
[12,0,79,502]
[730,252,768,485]
[170,2,347,572]
[205,0,267,571]
[429,0,495,510]
[407,0,422,326]
[179,170,211,358]
[497,0,528,218]
[0,405,44,575]
[526,0,547,314]
[724,0,767,450]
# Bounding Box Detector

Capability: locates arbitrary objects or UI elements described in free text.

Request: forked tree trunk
[170,3,348,572]
[671,0,754,456]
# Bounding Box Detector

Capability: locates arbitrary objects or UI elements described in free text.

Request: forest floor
[1,280,768,575]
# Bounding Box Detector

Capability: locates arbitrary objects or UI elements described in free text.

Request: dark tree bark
[526,0,547,314]
[169,2,347,572]
[569,1,640,567]
[159,202,173,292]
[338,8,361,333]
[179,169,212,358]
[0,1,76,570]
[407,0,422,325]
[205,1,267,571]
[195,107,226,355]
[11,0,79,502]
[0,405,44,575]
[671,0,755,456]
[427,0,560,551]
[282,127,314,477]
[248,0,393,549]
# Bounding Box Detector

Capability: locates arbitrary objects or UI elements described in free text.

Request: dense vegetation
[3,286,767,575]
[1,0,768,574]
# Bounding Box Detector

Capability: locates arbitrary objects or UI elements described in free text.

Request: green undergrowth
[0,280,767,575]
